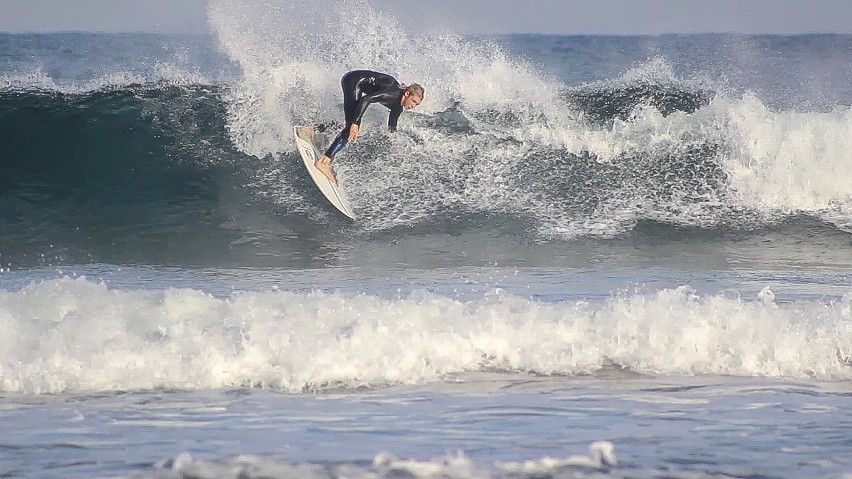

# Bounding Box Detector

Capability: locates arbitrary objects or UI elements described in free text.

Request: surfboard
[293,126,355,219]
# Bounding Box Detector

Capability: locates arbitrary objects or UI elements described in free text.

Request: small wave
[2,277,850,394]
[154,442,616,479]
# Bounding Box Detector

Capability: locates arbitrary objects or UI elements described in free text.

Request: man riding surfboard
[314,70,424,184]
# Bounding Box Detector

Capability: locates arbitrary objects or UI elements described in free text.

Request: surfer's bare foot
[314,156,337,185]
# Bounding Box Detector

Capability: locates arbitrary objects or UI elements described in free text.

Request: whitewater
[1,0,852,478]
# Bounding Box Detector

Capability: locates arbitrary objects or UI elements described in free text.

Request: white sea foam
[723,93,852,229]
[496,59,852,236]
[153,442,617,479]
[539,78,852,235]
[1,277,850,394]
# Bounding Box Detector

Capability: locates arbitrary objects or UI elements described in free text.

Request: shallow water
[3,375,851,478]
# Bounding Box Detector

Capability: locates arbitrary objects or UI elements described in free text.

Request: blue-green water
[2,1,852,477]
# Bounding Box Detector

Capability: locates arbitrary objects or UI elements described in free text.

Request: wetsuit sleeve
[388,105,402,132]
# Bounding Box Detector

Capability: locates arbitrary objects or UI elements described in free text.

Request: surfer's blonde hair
[404,83,424,99]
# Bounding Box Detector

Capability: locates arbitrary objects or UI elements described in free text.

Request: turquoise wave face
[0,86,266,266]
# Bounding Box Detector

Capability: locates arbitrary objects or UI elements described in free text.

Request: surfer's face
[401,92,422,110]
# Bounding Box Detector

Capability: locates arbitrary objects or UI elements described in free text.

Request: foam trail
[1,277,851,394]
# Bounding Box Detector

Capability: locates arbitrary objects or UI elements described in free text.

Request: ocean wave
[1,277,850,394]
[3,6,852,267]
[2,74,852,268]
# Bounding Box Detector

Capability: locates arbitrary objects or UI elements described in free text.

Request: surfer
[315,70,424,184]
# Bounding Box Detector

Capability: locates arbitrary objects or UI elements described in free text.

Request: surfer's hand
[348,124,359,141]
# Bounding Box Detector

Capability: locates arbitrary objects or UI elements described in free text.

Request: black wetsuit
[324,70,405,159]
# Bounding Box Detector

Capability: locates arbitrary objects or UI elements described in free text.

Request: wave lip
[2,277,850,395]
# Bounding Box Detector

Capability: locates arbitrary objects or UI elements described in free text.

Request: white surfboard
[293,126,355,219]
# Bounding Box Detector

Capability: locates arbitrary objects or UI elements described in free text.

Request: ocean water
[2,1,852,478]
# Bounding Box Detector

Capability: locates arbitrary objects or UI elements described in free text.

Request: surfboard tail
[295,125,315,143]
[293,126,356,219]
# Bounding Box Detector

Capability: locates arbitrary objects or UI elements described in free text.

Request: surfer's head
[401,83,424,110]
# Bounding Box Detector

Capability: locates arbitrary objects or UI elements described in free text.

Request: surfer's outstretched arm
[388,106,402,132]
